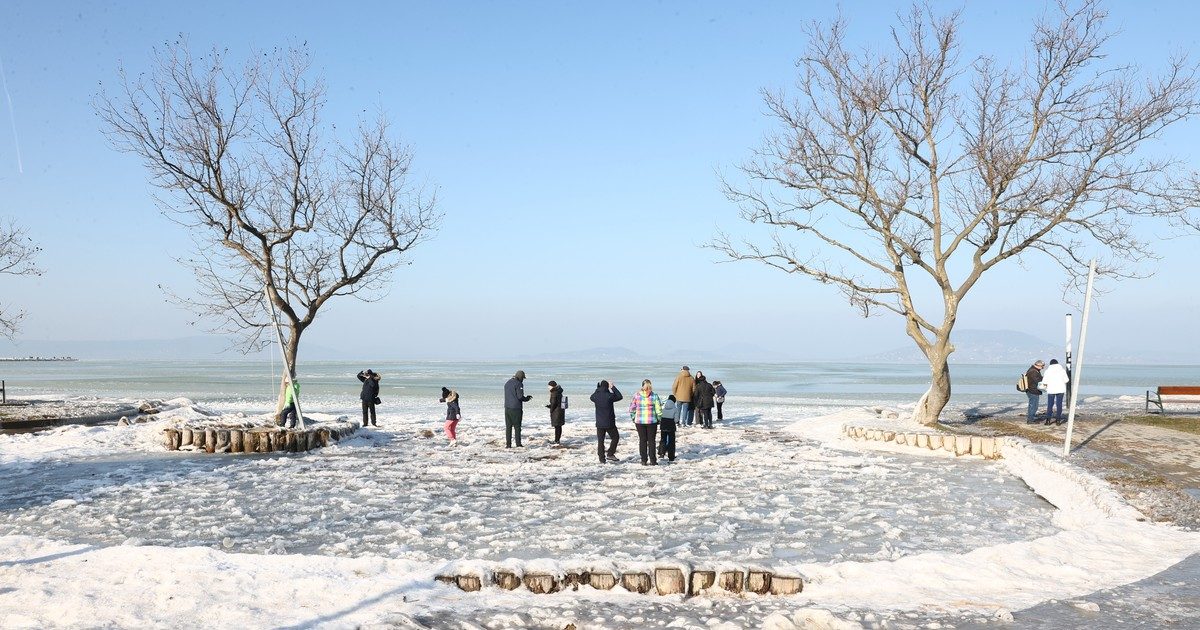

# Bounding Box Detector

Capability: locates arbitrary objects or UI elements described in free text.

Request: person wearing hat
[439,387,461,447]
[1023,360,1045,423]
[671,366,695,426]
[590,379,623,463]
[503,370,533,448]
[357,369,381,427]
[546,380,566,445]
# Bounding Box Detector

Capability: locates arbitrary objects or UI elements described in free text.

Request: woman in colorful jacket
[439,387,461,447]
[628,379,663,466]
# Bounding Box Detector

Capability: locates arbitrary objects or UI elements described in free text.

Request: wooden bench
[1146,386,1200,413]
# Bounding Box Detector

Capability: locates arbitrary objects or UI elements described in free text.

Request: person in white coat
[1040,359,1070,425]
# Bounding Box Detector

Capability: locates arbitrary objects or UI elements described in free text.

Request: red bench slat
[1158,386,1200,396]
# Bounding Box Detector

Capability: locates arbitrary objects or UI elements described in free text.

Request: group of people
[430,367,729,464]
[1021,359,1071,424]
[349,366,730,463]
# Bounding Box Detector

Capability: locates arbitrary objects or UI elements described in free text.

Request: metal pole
[1064,313,1074,405]
[1063,260,1096,457]
[263,286,305,430]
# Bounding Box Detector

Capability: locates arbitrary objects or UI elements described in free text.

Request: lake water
[2,360,1195,419]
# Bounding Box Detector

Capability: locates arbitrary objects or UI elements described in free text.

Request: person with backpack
[713,380,728,421]
[590,380,623,463]
[1041,359,1070,425]
[281,374,300,429]
[628,379,663,465]
[357,369,381,427]
[546,380,566,445]
[439,387,461,447]
[693,373,716,429]
[1021,360,1045,423]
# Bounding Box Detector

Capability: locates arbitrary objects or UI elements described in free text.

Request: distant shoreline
[0,357,78,362]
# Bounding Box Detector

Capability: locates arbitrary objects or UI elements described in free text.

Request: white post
[264,286,305,430]
[1064,313,1074,405]
[1063,260,1096,457]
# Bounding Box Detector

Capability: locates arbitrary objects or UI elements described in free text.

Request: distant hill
[520,343,789,363]
[854,328,1181,365]
[0,336,344,361]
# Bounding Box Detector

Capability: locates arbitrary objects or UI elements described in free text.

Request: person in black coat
[590,380,622,463]
[546,380,566,445]
[693,374,716,429]
[357,369,381,427]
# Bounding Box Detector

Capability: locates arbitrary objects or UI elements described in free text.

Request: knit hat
[681,365,690,371]
[547,380,557,387]
[441,387,451,398]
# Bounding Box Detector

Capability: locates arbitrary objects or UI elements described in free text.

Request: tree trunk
[273,327,302,420]
[913,351,952,426]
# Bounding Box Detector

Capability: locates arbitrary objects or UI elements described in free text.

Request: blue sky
[1,1,1198,361]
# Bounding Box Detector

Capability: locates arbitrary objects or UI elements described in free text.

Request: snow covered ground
[2,397,1199,628]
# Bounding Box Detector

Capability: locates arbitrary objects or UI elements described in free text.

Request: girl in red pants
[439,387,461,446]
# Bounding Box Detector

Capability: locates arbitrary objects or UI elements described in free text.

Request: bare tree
[0,220,41,338]
[97,44,439,411]
[713,1,1200,425]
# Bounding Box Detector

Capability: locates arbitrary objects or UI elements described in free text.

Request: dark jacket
[714,384,727,400]
[694,377,716,410]
[358,371,381,402]
[442,391,461,421]
[1024,366,1043,394]
[590,385,623,429]
[548,385,566,427]
[504,377,529,410]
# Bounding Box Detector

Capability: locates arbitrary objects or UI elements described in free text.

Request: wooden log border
[841,424,1004,460]
[162,423,358,455]
[433,566,804,597]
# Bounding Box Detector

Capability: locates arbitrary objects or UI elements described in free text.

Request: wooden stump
[317,428,330,448]
[769,576,803,595]
[942,436,956,453]
[588,572,617,590]
[970,436,983,456]
[215,430,231,453]
[434,575,457,587]
[456,575,482,592]
[718,571,744,593]
[164,429,180,451]
[180,428,193,446]
[193,429,207,451]
[916,434,930,449]
[883,431,896,441]
[747,570,772,595]
[655,568,685,595]
[689,570,715,595]
[621,572,652,594]
[205,429,217,454]
[493,571,521,591]
[306,431,318,451]
[229,430,243,453]
[562,572,588,591]
[928,434,943,450]
[524,573,558,594]
[954,435,971,456]
[982,437,998,459]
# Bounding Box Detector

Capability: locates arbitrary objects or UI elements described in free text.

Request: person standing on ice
[1023,360,1045,423]
[1040,359,1070,426]
[671,366,695,426]
[503,370,533,448]
[546,380,566,445]
[591,380,623,463]
[629,379,663,465]
[439,387,461,446]
[357,369,381,427]
[693,373,716,429]
[713,380,727,421]
[281,374,299,429]
[658,394,678,462]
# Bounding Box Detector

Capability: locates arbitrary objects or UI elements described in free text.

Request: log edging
[433,564,803,597]
[162,422,357,455]
[842,424,1003,459]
